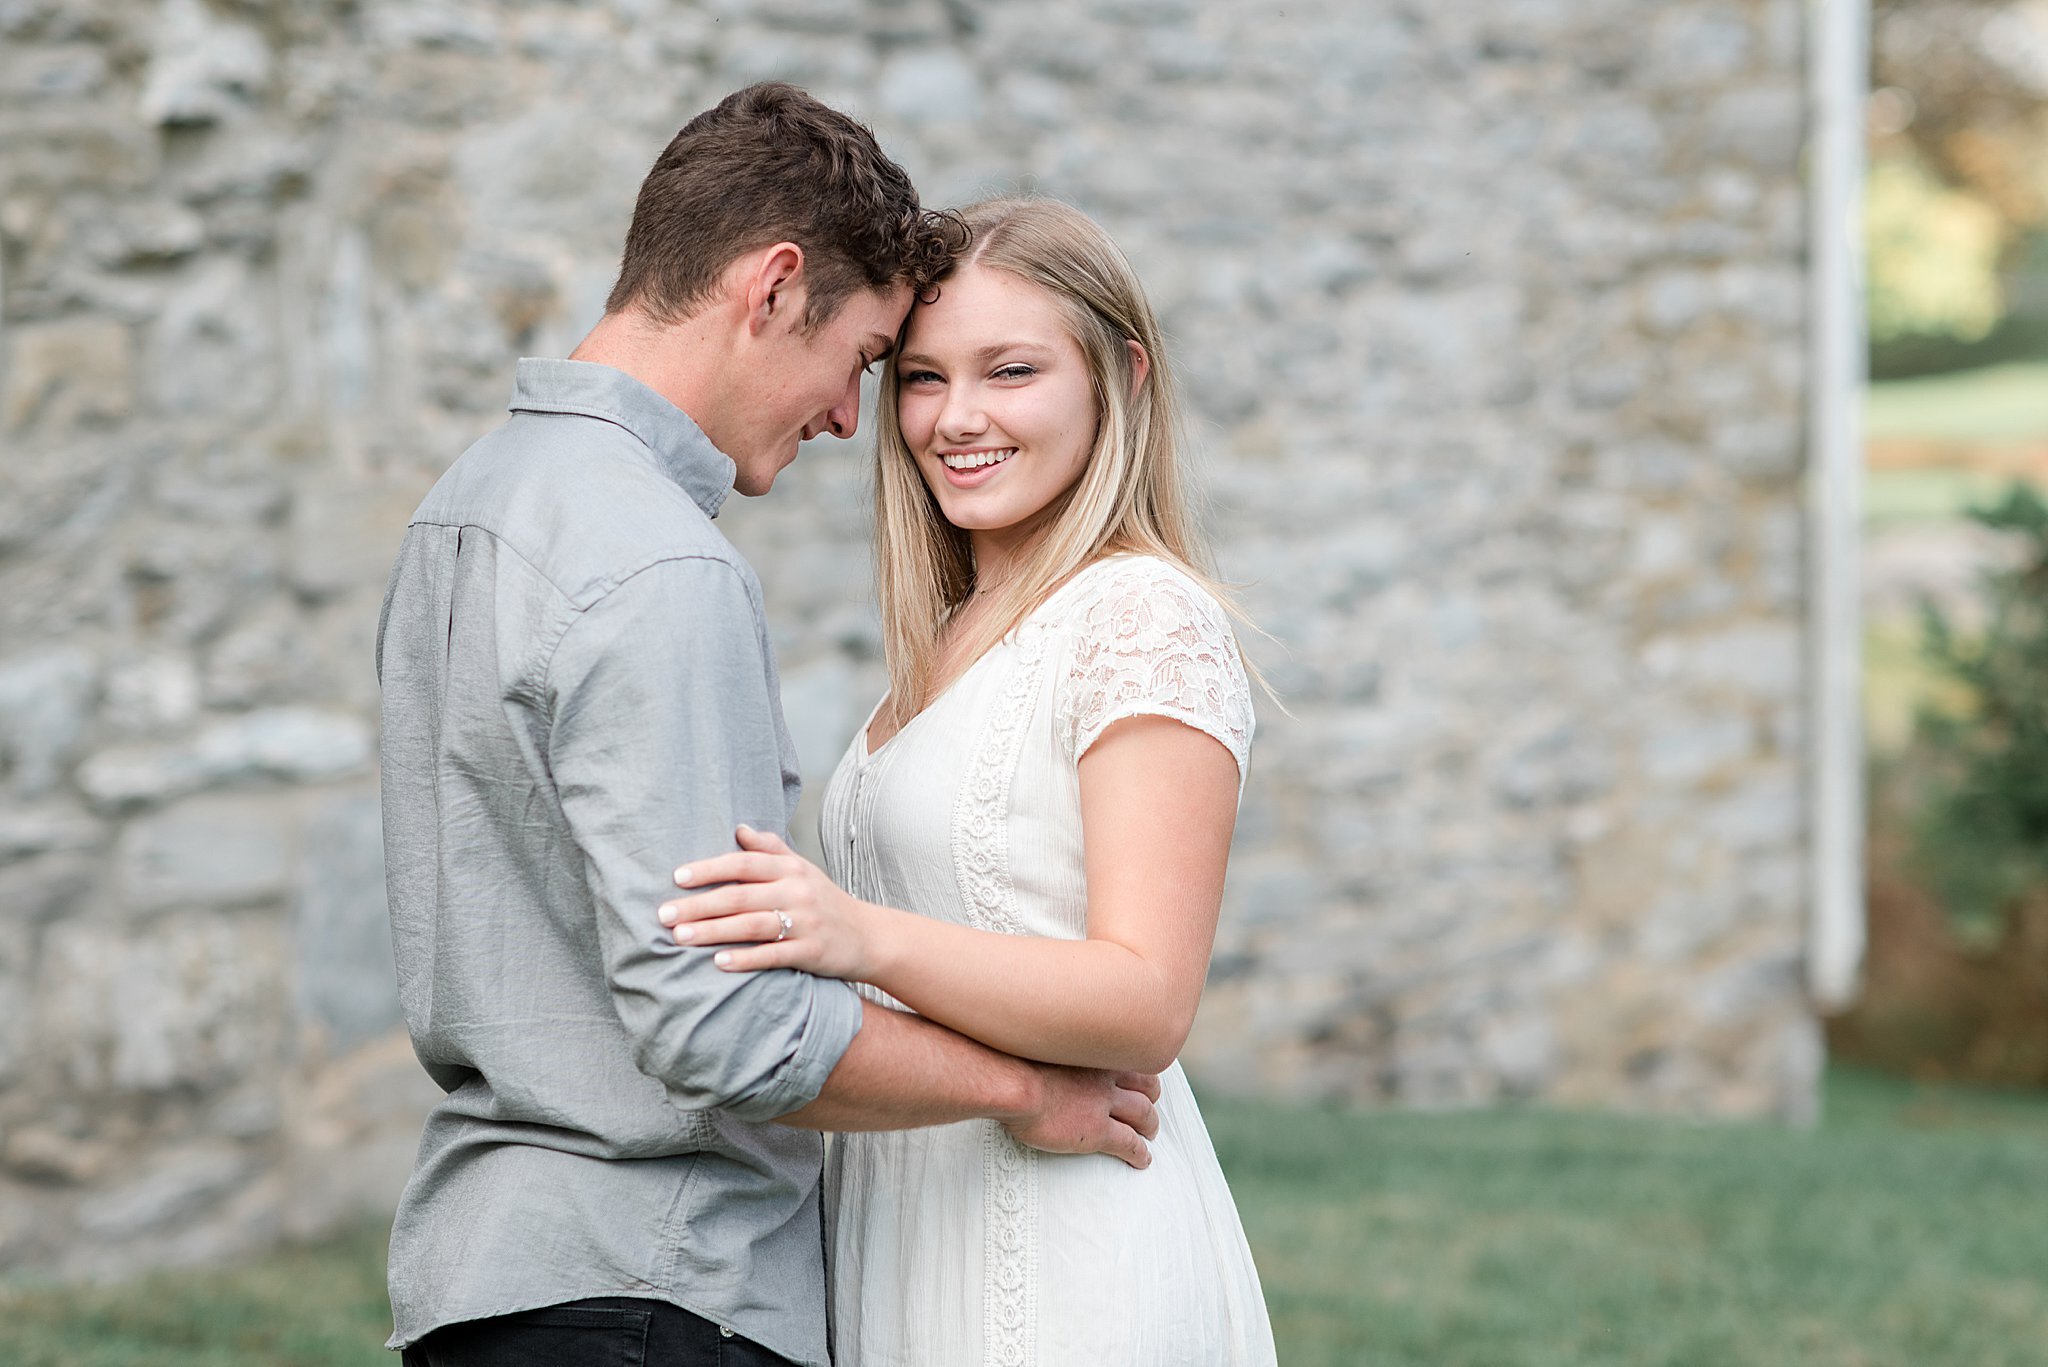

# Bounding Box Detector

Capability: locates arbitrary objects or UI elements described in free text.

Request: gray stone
[285,478,425,601]
[76,748,211,812]
[876,48,984,127]
[1478,1014,1558,1098]
[2,316,134,430]
[40,911,288,1092]
[202,603,319,710]
[0,803,102,864]
[776,655,863,789]
[1565,102,1668,179]
[117,792,301,910]
[1221,856,1321,929]
[1642,712,1754,786]
[0,851,97,930]
[1639,270,1713,335]
[706,0,864,31]
[83,200,206,268]
[1675,622,1803,698]
[1494,725,1614,808]
[76,1145,254,1237]
[453,104,644,240]
[367,1,502,53]
[1645,9,1755,86]
[999,71,1075,129]
[144,256,282,422]
[1702,767,1801,851]
[0,917,33,1083]
[0,648,96,798]
[1703,86,1806,173]
[80,707,370,811]
[0,43,110,99]
[138,0,272,128]
[99,653,202,736]
[1712,415,1801,480]
[2,1126,118,1185]
[208,1085,284,1141]
[293,791,399,1053]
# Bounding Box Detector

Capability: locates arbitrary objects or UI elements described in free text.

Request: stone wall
[0,0,1821,1280]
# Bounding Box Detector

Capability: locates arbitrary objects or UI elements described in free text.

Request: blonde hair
[871,196,1257,720]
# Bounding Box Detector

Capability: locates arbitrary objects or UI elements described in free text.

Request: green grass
[1865,361,2048,444]
[8,1070,2048,1365]
[0,1222,393,1366]
[1206,1067,2048,1367]
[1864,465,2041,525]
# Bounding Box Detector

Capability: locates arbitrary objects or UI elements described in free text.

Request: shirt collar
[508,358,737,519]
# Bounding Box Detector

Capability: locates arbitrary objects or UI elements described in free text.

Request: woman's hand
[658,825,883,981]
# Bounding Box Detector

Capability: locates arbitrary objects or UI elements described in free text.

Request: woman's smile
[938,446,1019,485]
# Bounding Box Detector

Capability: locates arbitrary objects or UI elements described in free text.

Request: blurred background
[1833,0,2048,1092]
[1,1,2046,1363]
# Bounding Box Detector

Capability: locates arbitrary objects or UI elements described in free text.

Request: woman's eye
[993,364,1036,381]
[900,369,942,386]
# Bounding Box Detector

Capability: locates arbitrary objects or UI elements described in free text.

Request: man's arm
[779,1000,1159,1167]
[549,556,1155,1160]
[549,556,864,1121]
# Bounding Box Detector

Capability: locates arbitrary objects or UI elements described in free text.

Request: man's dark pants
[400,1298,797,1367]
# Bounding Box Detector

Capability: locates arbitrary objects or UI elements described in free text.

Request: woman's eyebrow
[896,341,1054,368]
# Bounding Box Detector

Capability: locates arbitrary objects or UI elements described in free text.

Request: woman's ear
[1125,338,1150,397]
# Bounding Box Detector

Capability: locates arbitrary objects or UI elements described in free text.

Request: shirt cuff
[735,977,866,1121]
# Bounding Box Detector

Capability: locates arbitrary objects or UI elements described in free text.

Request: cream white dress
[817,555,1278,1367]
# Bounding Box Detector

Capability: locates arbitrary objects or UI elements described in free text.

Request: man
[376,84,1159,1367]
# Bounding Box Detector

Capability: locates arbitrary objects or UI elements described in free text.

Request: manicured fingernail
[714,951,732,968]
[658,903,677,925]
[672,925,695,943]
[674,866,695,886]
[736,824,754,836]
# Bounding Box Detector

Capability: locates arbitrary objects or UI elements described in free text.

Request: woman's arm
[660,714,1241,1074]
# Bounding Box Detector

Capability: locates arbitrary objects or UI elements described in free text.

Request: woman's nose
[937,385,987,441]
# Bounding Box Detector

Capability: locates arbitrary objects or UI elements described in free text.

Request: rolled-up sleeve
[545,555,863,1122]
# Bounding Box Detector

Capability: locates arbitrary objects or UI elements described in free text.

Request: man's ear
[1125,338,1150,397]
[743,242,807,336]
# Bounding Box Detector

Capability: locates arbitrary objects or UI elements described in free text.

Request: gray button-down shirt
[375,358,864,1364]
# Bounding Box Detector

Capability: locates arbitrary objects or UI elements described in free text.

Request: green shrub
[1866,153,2008,348]
[1911,482,2048,942]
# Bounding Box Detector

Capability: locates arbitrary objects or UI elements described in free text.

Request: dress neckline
[857,647,993,761]
[856,556,1139,762]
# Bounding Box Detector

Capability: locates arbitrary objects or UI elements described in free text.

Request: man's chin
[732,445,801,498]
[732,463,781,498]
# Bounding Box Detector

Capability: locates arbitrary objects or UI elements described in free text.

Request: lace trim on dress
[1055,558,1254,786]
[949,616,1050,1366]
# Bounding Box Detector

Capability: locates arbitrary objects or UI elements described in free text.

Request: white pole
[1806,0,1869,1009]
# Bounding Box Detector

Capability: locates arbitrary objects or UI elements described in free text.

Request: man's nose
[824,372,861,440]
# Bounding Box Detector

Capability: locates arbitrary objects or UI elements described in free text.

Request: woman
[661,198,1277,1366]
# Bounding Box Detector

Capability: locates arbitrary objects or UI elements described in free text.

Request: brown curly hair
[605,83,968,331]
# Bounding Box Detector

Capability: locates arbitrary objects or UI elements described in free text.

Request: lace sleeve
[1055,560,1254,785]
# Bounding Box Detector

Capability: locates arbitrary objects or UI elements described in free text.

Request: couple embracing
[377,83,1278,1367]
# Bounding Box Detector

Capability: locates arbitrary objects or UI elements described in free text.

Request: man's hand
[999,1065,1162,1170]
